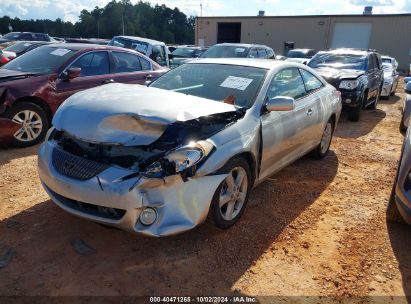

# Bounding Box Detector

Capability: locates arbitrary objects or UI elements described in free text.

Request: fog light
[139,207,157,226]
[345,99,351,103]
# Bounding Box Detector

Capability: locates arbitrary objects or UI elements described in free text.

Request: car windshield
[201,45,250,58]
[1,46,76,74]
[2,32,21,40]
[382,63,393,72]
[287,50,310,58]
[150,63,267,108]
[109,37,149,54]
[172,48,196,58]
[308,53,366,70]
[3,42,32,54]
[382,58,392,64]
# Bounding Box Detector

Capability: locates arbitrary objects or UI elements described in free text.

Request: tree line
[0,0,195,44]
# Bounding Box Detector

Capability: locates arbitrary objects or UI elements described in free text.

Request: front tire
[311,119,334,159]
[5,102,49,147]
[369,87,380,109]
[387,182,406,223]
[209,157,251,229]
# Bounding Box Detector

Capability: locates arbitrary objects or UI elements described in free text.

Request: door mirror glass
[67,67,81,80]
[265,96,295,112]
[405,82,411,95]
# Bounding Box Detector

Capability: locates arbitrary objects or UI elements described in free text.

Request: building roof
[196,13,411,19]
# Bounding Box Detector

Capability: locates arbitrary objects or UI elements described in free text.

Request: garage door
[331,23,372,49]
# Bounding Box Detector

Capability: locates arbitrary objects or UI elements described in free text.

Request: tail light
[0,57,9,64]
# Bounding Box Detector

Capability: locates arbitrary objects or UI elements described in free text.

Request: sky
[1,0,411,23]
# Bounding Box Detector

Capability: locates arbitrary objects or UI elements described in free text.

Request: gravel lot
[0,82,410,302]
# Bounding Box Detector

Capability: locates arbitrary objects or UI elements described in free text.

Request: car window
[368,54,376,70]
[112,51,142,73]
[300,69,323,93]
[34,34,47,41]
[257,49,268,58]
[267,68,306,100]
[140,57,151,71]
[151,45,167,66]
[248,48,258,58]
[20,34,32,41]
[71,51,110,77]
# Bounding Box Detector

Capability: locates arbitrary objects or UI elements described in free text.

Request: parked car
[286,48,317,64]
[381,55,398,70]
[388,126,411,224]
[0,32,53,46]
[380,62,399,98]
[0,41,54,65]
[169,46,208,68]
[108,36,169,67]
[400,80,411,132]
[64,38,109,45]
[38,59,341,236]
[200,43,275,59]
[308,48,384,122]
[0,43,167,147]
[0,49,16,65]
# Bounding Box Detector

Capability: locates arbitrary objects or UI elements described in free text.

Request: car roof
[186,58,292,69]
[112,36,165,45]
[43,43,130,52]
[12,41,52,45]
[289,48,315,52]
[214,43,271,48]
[381,55,394,60]
[318,48,370,56]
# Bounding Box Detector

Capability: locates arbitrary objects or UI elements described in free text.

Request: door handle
[307,109,313,116]
[145,74,153,80]
[102,79,115,84]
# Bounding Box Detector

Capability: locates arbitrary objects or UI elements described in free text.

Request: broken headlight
[144,140,214,178]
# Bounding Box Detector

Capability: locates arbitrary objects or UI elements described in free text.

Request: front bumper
[381,82,393,97]
[38,141,227,236]
[0,118,20,147]
[339,90,362,108]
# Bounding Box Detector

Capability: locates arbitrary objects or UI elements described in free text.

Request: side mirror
[405,82,411,95]
[265,96,295,112]
[144,80,152,86]
[67,67,81,80]
[168,54,174,60]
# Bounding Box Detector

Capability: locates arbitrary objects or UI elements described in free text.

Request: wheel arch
[13,97,52,123]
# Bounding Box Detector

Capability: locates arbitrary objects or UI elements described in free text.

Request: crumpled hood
[53,83,238,146]
[314,66,364,80]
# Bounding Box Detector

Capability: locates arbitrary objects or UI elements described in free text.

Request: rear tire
[5,102,49,147]
[209,157,251,229]
[369,87,380,109]
[387,182,406,223]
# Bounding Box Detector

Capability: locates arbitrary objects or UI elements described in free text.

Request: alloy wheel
[12,110,43,142]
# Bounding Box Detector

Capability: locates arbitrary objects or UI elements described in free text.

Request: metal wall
[195,14,411,71]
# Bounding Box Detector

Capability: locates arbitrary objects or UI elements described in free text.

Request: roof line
[196,13,411,19]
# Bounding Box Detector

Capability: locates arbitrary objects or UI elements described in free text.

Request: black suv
[308,49,383,121]
[0,32,53,45]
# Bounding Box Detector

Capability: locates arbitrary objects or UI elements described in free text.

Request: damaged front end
[39,109,245,236]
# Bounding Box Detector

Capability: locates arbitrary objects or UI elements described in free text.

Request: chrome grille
[52,147,109,180]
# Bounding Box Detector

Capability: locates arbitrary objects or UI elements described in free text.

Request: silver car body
[401,78,411,130]
[393,127,411,224]
[381,61,399,97]
[38,59,342,236]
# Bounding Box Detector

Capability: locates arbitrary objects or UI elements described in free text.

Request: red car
[0,43,167,147]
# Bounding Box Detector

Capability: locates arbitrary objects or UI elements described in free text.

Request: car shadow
[0,144,39,167]
[0,151,339,296]
[334,109,386,139]
[379,95,402,106]
[387,220,411,302]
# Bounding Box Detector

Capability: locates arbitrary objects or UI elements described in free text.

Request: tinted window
[109,37,149,54]
[71,51,110,77]
[201,45,249,58]
[151,45,167,66]
[2,32,21,40]
[267,68,306,100]
[112,51,142,73]
[248,48,258,58]
[140,57,151,71]
[20,34,32,40]
[34,34,47,41]
[2,46,76,74]
[172,48,196,58]
[300,69,323,93]
[4,42,32,54]
[368,54,376,70]
[150,63,267,108]
[257,49,267,58]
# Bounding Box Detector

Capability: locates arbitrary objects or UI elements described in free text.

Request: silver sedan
[38,59,342,236]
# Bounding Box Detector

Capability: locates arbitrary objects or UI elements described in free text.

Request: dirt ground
[0,82,410,303]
